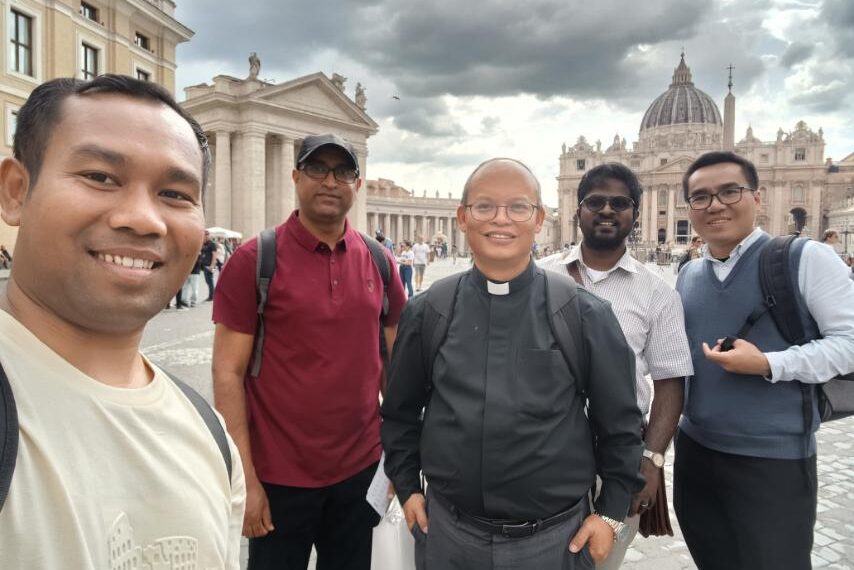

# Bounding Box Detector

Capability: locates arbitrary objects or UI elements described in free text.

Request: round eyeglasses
[299,162,360,184]
[465,201,538,222]
[580,195,636,213]
[687,186,755,210]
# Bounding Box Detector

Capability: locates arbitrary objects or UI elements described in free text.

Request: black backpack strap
[421,273,465,393]
[251,228,278,378]
[164,371,233,485]
[360,232,391,318]
[0,363,18,512]
[760,235,808,345]
[543,270,589,395]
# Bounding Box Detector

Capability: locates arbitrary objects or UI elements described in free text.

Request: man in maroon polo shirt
[212,134,406,570]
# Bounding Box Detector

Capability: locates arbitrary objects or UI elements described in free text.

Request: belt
[433,492,583,539]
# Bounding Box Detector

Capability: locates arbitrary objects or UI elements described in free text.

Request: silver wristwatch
[595,513,625,542]
[642,448,665,468]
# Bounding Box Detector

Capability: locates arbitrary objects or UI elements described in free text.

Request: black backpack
[250,227,392,378]
[419,269,589,398]
[724,235,854,423]
[0,364,232,512]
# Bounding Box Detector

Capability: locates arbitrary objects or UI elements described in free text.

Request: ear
[456,205,467,233]
[0,158,30,227]
[534,206,545,233]
[353,177,362,194]
[291,168,300,185]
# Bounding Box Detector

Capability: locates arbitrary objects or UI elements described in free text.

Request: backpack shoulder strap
[543,270,589,395]
[759,234,809,345]
[251,227,278,378]
[164,371,233,485]
[421,273,465,391]
[0,363,18,513]
[360,232,391,318]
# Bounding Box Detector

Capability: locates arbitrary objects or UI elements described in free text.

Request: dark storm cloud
[176,0,711,102]
[780,42,814,67]
[820,0,854,58]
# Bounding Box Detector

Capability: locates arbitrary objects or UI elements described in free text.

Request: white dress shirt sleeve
[765,241,854,383]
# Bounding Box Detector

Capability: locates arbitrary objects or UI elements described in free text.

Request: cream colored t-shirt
[0,310,246,569]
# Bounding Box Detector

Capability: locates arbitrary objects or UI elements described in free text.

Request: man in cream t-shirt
[0,76,245,569]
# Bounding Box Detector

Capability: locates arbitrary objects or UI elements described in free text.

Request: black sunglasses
[580,195,636,212]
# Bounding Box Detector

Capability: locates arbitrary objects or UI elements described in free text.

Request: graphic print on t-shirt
[109,512,207,570]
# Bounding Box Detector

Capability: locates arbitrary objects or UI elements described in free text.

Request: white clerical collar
[487,280,510,295]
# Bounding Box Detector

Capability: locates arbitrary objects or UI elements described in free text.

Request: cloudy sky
[174,0,853,207]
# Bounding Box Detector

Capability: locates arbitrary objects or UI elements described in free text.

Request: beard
[583,223,633,251]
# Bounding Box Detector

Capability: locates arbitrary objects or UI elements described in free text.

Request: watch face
[644,450,665,468]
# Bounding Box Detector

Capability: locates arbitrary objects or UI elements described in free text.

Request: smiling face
[576,178,635,251]
[686,161,759,258]
[457,160,544,277]
[293,146,361,226]
[0,93,205,334]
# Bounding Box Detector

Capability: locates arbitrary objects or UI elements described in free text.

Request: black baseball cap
[297,134,359,171]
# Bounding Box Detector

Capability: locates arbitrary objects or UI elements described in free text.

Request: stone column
[281,138,296,218]
[641,187,651,243]
[350,150,369,232]
[771,183,785,235]
[234,128,267,239]
[666,186,676,244]
[648,188,658,243]
[266,137,282,228]
[214,130,232,229]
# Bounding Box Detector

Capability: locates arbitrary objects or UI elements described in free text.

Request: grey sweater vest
[676,233,818,459]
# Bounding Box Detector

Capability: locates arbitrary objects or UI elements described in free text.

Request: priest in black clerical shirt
[381,158,643,570]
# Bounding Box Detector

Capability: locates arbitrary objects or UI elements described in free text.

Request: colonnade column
[640,187,651,243]
[666,186,676,245]
[214,130,232,229]
[281,138,296,218]
[350,150,368,232]
[231,129,267,239]
[648,189,658,243]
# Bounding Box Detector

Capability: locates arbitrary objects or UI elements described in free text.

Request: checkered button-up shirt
[539,247,694,415]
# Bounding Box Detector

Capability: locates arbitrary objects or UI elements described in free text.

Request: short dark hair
[14,74,210,191]
[577,163,642,207]
[461,158,542,206]
[682,151,758,200]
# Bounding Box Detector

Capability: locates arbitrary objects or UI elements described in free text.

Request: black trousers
[203,267,215,299]
[673,431,817,570]
[248,462,382,570]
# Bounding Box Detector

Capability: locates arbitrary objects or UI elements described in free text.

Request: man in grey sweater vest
[674,151,854,570]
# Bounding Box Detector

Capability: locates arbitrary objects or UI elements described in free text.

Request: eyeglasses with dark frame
[580,195,636,213]
[465,200,539,222]
[299,162,360,184]
[687,186,755,210]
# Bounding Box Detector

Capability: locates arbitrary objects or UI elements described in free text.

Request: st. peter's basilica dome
[640,54,723,132]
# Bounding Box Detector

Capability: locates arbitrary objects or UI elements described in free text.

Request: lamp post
[843,222,850,255]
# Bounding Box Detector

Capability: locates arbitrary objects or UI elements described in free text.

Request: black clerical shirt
[381,260,644,521]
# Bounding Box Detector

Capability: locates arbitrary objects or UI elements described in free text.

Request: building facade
[183,66,378,241]
[0,0,192,247]
[366,178,561,255]
[558,54,854,247]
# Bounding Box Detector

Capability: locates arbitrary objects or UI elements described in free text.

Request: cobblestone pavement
[141,257,854,570]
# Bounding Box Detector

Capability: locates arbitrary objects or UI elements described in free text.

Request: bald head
[461,158,542,206]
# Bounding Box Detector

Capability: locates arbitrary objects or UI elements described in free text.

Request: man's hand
[703,338,771,376]
[243,478,274,538]
[630,462,660,516]
[568,514,615,563]
[403,493,429,533]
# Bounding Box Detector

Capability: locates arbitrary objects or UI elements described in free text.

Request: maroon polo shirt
[213,212,406,487]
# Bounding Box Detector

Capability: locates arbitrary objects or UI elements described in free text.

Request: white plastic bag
[371,498,416,570]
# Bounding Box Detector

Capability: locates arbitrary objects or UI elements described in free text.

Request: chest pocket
[514,348,572,418]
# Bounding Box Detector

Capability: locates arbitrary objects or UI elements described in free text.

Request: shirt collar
[700,227,765,263]
[564,243,638,275]
[470,256,537,296]
[286,210,356,252]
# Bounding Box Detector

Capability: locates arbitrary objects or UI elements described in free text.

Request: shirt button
[333,280,338,286]
[331,259,336,264]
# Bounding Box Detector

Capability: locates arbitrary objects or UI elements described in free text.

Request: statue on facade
[248,52,260,80]
[777,127,784,142]
[562,142,567,154]
[331,73,347,92]
[596,139,602,153]
[355,83,367,110]
[621,137,627,150]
